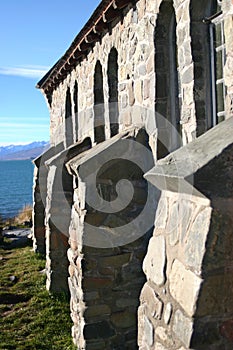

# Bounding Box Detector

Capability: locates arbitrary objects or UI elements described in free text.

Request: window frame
[210,8,227,125]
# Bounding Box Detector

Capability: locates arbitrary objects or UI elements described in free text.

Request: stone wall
[193,142,233,349]
[66,129,159,349]
[224,0,233,118]
[32,0,233,348]
[44,156,73,293]
[32,144,64,254]
[47,0,207,150]
[45,0,233,150]
[48,0,156,148]
[32,158,47,254]
[138,191,212,349]
[141,119,233,349]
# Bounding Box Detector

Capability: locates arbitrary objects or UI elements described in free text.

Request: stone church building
[33,0,233,348]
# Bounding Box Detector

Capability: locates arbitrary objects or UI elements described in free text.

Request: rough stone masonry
[33,0,233,349]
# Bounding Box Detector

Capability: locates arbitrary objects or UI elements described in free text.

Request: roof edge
[36,0,134,93]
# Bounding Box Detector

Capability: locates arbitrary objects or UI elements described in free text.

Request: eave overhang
[36,0,136,95]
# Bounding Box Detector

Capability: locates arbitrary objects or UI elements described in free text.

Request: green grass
[0,241,76,350]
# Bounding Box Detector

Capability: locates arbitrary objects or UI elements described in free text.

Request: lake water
[0,160,34,219]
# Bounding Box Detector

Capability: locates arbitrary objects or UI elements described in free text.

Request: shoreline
[1,228,32,248]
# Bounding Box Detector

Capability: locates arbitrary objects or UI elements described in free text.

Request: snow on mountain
[0,141,49,160]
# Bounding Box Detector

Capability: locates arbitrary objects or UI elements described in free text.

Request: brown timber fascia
[36,0,136,93]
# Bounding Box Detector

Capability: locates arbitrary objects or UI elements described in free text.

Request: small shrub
[14,205,32,227]
[0,215,3,243]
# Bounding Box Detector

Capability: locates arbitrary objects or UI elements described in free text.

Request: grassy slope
[0,242,76,350]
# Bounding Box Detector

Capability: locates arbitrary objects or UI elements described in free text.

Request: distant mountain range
[0,141,49,161]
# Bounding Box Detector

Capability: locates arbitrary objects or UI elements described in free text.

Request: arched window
[73,81,78,142]
[65,87,73,147]
[107,48,119,137]
[155,0,180,159]
[190,0,225,136]
[94,61,105,143]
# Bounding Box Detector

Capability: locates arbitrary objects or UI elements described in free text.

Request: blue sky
[0,0,100,146]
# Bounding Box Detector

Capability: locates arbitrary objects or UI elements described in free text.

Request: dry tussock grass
[14,205,32,226]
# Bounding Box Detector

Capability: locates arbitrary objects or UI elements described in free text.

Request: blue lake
[0,160,34,219]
